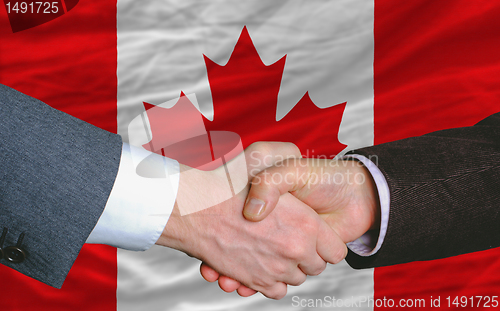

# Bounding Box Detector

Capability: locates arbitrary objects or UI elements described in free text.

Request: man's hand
[244,158,380,242]
[156,143,347,300]
[200,158,380,296]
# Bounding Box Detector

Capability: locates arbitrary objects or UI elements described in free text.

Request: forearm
[0,84,122,288]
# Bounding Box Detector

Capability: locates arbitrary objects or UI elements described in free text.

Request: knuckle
[299,219,320,240]
[251,275,273,290]
[289,242,308,260]
[272,262,289,278]
[290,274,307,286]
[258,171,273,186]
[310,262,327,276]
[265,287,287,300]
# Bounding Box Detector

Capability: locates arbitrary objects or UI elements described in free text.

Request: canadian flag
[1,1,500,310]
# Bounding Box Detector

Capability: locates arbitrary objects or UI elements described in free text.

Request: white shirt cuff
[86,143,180,251]
[343,154,390,256]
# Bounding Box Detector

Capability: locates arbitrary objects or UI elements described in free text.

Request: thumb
[243,159,310,221]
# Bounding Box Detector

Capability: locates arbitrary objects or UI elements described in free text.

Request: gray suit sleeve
[0,84,122,288]
[345,112,500,268]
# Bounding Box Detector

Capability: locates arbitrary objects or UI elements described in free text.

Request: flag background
[373,2,500,308]
[1,0,500,310]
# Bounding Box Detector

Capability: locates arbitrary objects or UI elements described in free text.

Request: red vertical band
[373,1,500,309]
[0,0,118,310]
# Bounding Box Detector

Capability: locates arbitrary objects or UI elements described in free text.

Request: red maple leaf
[144,26,346,166]
[204,26,346,157]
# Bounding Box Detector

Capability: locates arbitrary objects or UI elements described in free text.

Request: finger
[243,159,310,221]
[282,269,308,286]
[244,142,301,179]
[218,276,241,293]
[237,285,258,297]
[316,220,348,265]
[260,282,288,300]
[200,263,219,282]
[298,257,327,276]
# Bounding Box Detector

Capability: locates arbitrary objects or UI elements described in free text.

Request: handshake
[156,142,380,300]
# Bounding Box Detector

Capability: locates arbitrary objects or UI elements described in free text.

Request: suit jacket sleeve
[0,84,122,288]
[346,112,500,268]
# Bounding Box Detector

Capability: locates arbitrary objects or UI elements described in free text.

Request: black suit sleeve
[0,84,122,288]
[346,112,500,268]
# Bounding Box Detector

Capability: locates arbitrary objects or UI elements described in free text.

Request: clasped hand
[156,142,379,299]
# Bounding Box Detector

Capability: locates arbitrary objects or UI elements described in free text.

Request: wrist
[357,162,381,231]
[156,164,202,255]
[338,159,380,240]
[155,164,237,258]
[156,202,190,252]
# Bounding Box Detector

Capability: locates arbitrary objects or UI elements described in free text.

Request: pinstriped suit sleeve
[346,112,500,268]
[0,84,122,288]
